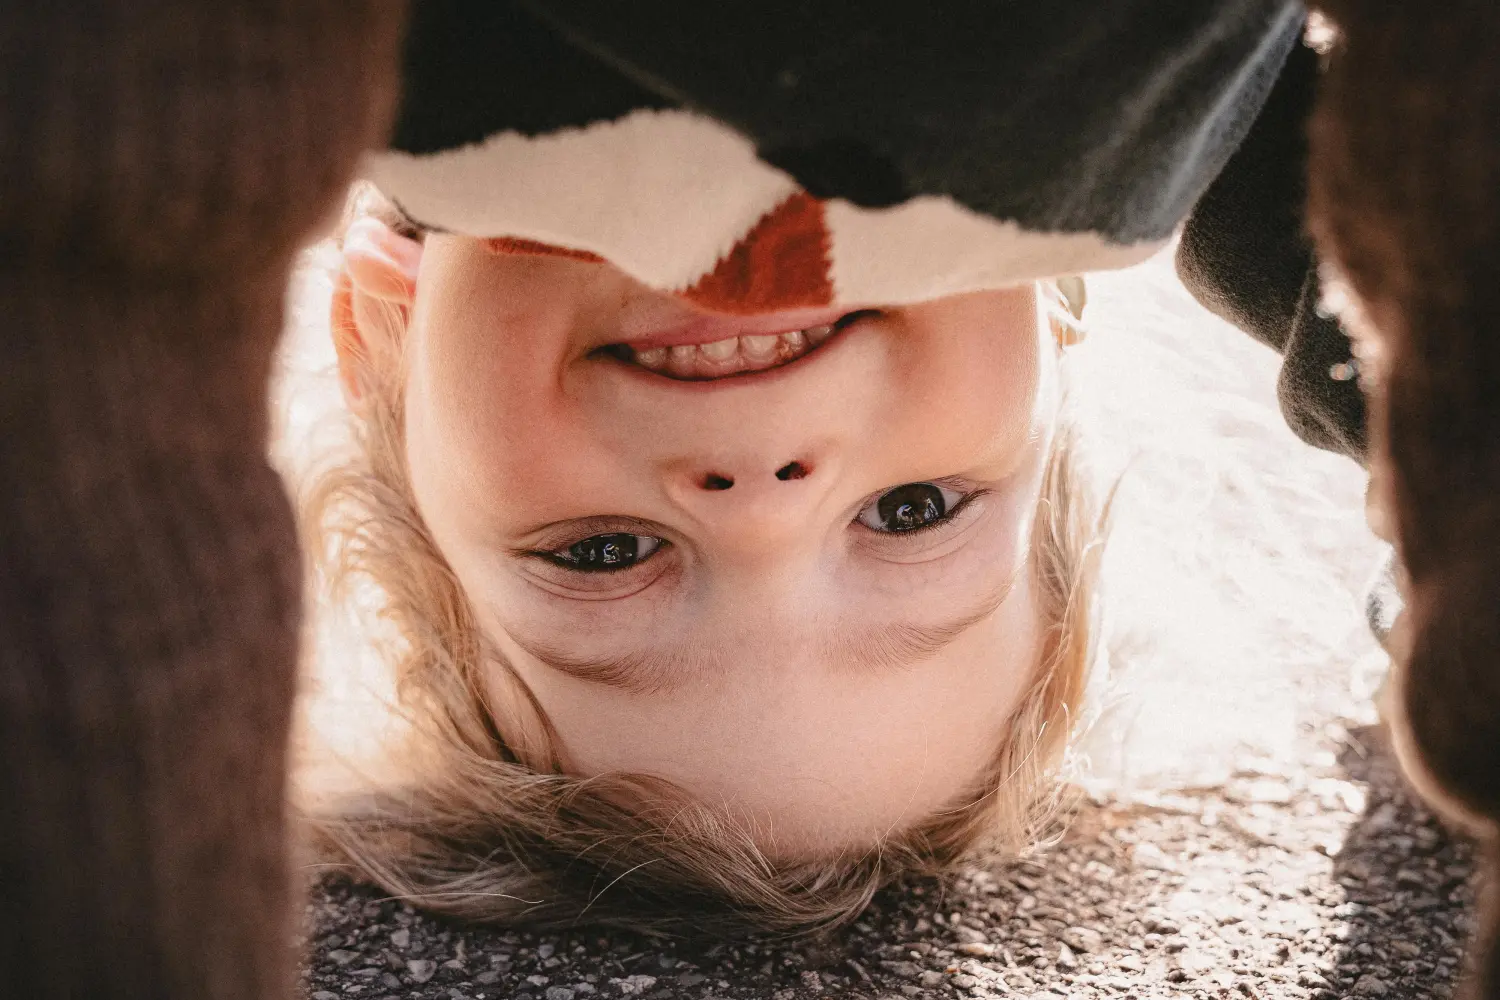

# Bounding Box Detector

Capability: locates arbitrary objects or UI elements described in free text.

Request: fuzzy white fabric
[367,107,1163,309]
[823,196,1158,307]
[366,109,798,291]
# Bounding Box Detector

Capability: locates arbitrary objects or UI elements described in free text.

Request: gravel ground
[299,723,1479,1000]
[287,252,1481,999]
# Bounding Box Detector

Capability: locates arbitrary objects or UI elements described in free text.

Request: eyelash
[529,479,985,576]
[853,482,988,537]
[537,533,664,573]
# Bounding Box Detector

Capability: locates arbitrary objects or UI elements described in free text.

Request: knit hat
[364,0,1302,314]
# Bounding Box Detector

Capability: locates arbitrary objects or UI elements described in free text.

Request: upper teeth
[700,337,739,361]
[628,325,833,379]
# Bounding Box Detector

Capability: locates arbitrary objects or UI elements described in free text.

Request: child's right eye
[546,533,663,572]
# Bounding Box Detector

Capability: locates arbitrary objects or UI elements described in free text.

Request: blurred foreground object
[1308,2,1500,997]
[0,4,403,997]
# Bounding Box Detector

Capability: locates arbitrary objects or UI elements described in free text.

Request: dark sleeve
[1177,39,1368,460]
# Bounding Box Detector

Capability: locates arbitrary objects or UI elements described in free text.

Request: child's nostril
[775,462,809,481]
[702,473,735,491]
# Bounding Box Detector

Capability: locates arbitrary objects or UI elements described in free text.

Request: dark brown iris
[876,484,946,531]
[563,533,640,569]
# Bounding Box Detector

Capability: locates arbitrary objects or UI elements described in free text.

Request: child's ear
[330,217,423,404]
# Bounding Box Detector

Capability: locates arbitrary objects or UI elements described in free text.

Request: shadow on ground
[1325,725,1478,999]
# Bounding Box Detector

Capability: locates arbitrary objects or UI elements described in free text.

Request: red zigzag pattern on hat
[678,192,833,314]
[488,193,833,314]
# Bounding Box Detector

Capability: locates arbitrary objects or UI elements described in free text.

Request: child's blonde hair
[297,188,1105,935]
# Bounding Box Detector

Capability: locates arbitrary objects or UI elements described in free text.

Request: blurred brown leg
[1308,3,1500,997]
[0,4,404,997]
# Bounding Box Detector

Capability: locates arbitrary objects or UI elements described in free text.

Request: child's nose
[661,450,840,546]
[685,459,812,494]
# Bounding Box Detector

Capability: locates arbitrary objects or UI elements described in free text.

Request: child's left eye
[547,533,662,572]
[855,483,971,534]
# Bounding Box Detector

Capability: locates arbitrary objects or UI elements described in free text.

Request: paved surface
[299,724,1478,999]
[288,254,1482,998]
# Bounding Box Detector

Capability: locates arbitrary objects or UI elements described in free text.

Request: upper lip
[613,305,854,351]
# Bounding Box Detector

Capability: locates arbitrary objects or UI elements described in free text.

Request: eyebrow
[504,572,1020,696]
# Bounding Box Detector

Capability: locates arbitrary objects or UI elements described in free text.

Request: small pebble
[1062,926,1103,953]
[1133,844,1175,871]
[611,974,657,995]
[955,924,989,945]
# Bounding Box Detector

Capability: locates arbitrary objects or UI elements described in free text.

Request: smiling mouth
[600,313,877,381]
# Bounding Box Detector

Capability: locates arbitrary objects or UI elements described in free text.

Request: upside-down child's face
[342,221,1060,856]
